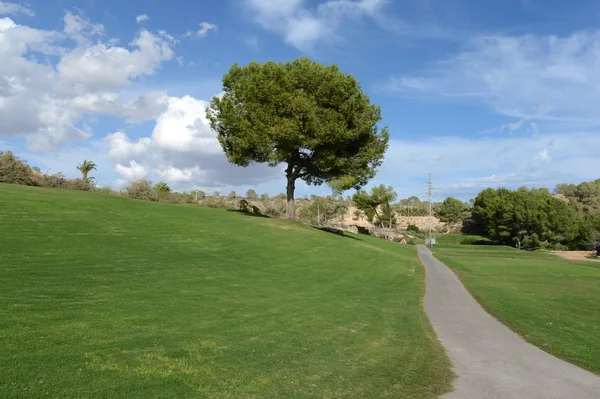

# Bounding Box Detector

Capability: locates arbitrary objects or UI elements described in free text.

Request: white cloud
[244,0,386,51]
[106,132,151,165]
[184,22,218,38]
[136,14,149,24]
[197,22,217,37]
[115,160,148,181]
[104,95,282,191]
[58,29,174,90]
[63,11,104,41]
[373,132,600,200]
[151,96,221,153]
[156,165,203,183]
[536,148,551,163]
[0,1,34,16]
[0,13,176,151]
[70,91,169,123]
[386,30,600,126]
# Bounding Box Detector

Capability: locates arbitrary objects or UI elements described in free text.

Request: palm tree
[77,160,97,181]
[153,181,171,200]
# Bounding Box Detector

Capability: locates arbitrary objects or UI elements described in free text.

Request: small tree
[207,57,389,219]
[77,160,97,181]
[246,189,259,200]
[228,191,237,201]
[353,185,398,228]
[437,197,469,231]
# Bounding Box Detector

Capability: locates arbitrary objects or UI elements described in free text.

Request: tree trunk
[82,171,88,181]
[286,175,296,220]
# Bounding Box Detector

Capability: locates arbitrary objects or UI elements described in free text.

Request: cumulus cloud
[136,14,149,24]
[58,30,174,90]
[184,22,218,38]
[0,1,34,16]
[115,160,148,181]
[0,11,176,151]
[104,96,281,191]
[386,30,600,126]
[244,0,386,51]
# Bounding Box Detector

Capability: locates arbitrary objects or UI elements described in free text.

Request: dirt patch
[552,251,600,262]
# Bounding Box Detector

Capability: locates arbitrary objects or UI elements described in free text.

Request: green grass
[0,184,453,398]
[432,244,600,374]
[432,233,489,245]
[430,232,497,246]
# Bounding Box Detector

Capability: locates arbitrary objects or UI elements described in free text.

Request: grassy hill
[433,245,600,374]
[0,184,453,398]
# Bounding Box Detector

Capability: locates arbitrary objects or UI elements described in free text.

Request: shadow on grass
[311,226,362,241]
[226,209,270,218]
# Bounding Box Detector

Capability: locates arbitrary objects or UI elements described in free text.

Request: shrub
[239,199,250,212]
[94,186,119,196]
[40,172,67,188]
[125,180,155,201]
[407,224,420,233]
[64,178,94,191]
[459,236,480,245]
[0,151,39,186]
[205,196,228,209]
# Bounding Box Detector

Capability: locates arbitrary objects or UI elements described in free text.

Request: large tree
[206,57,389,219]
[472,187,588,249]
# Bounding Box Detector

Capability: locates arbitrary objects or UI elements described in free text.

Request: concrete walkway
[417,245,600,399]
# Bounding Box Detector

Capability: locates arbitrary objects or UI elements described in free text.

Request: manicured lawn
[432,244,600,374]
[432,233,490,245]
[0,184,453,398]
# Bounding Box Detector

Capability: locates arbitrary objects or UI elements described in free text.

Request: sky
[2,0,600,201]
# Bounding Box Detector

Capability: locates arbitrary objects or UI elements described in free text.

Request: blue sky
[2,0,600,201]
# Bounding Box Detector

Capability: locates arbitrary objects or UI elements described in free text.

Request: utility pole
[427,173,433,246]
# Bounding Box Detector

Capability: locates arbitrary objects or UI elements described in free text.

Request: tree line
[3,56,598,250]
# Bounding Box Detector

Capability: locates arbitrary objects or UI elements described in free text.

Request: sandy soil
[552,251,600,262]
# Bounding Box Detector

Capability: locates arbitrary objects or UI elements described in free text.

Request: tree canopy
[472,187,591,250]
[153,182,171,200]
[353,185,398,228]
[206,57,389,218]
[77,160,97,181]
[245,189,258,200]
[437,197,469,226]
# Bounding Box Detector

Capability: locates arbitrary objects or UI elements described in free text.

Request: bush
[0,151,39,186]
[94,186,119,196]
[204,196,228,209]
[459,236,480,245]
[407,224,420,233]
[125,180,156,201]
[64,178,93,191]
[40,172,67,188]
[239,199,250,212]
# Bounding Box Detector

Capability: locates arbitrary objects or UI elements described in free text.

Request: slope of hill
[0,184,452,398]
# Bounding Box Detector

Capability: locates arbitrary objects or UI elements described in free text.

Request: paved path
[417,245,600,399]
